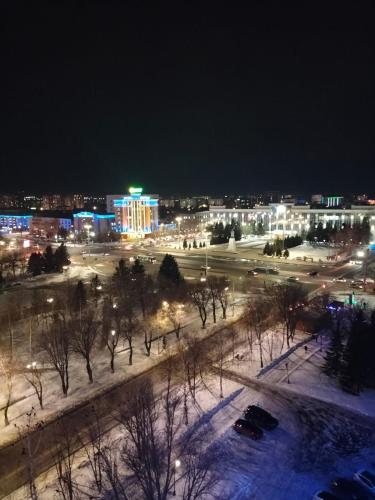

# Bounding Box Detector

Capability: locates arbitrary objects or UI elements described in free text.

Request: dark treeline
[27,244,71,276]
[307,218,370,245]
[323,308,375,394]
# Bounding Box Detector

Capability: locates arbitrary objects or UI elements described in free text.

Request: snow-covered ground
[7,372,375,500]
[3,299,375,499]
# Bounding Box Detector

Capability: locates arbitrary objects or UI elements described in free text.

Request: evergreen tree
[183,238,188,249]
[193,239,197,249]
[54,244,70,272]
[339,315,366,394]
[131,258,145,276]
[199,241,202,248]
[256,222,265,236]
[27,252,45,276]
[71,280,87,311]
[263,242,269,255]
[323,328,343,377]
[233,220,242,241]
[58,227,68,240]
[43,246,55,273]
[224,223,232,242]
[283,249,289,258]
[158,254,183,287]
[249,220,257,235]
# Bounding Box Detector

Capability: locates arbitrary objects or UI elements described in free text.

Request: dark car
[233,419,263,440]
[244,405,279,430]
[308,271,319,277]
[313,491,339,500]
[331,478,370,499]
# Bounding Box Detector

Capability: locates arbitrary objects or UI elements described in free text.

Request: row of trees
[306,219,371,245]
[324,308,375,394]
[27,244,71,276]
[18,374,218,500]
[182,239,206,249]
[0,254,229,413]
[207,219,242,245]
[263,235,303,258]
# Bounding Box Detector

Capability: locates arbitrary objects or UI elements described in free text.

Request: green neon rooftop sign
[129,186,143,195]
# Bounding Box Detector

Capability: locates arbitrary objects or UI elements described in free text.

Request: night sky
[1,2,374,196]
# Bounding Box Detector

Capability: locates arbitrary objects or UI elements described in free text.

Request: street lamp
[84,224,92,245]
[175,217,182,248]
[46,297,54,304]
[173,459,181,495]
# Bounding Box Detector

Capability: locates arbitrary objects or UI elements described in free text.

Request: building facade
[0,213,32,231]
[113,188,159,238]
[73,211,115,237]
[29,213,72,238]
[195,204,375,238]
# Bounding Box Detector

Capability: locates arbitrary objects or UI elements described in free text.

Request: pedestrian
[304,345,308,353]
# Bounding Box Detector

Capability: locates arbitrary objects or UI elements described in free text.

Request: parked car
[333,276,347,283]
[244,405,279,430]
[247,270,258,276]
[353,470,375,495]
[308,271,319,277]
[331,478,369,499]
[352,282,364,290]
[287,276,300,282]
[312,491,339,500]
[233,419,263,440]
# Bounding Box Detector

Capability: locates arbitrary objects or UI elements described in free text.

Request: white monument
[227,229,237,252]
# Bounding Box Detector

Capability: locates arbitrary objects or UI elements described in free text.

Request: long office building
[195,203,375,237]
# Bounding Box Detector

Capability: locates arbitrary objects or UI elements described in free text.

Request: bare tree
[52,422,79,500]
[0,350,14,426]
[181,448,217,500]
[15,408,43,500]
[118,378,180,500]
[266,283,308,348]
[162,301,185,339]
[242,298,272,368]
[100,443,128,499]
[41,316,70,396]
[71,308,99,383]
[179,336,206,402]
[189,282,210,329]
[24,362,44,409]
[216,276,230,320]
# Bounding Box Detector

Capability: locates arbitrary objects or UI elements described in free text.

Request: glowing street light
[46,297,54,304]
[175,217,182,248]
[173,459,181,495]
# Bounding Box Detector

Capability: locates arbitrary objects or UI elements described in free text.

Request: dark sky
[1,2,374,196]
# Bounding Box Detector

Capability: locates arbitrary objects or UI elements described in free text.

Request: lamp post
[175,217,182,248]
[173,459,181,495]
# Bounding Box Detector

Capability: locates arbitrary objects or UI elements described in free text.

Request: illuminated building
[195,203,375,238]
[29,212,72,238]
[0,212,32,232]
[113,187,159,238]
[73,211,115,237]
